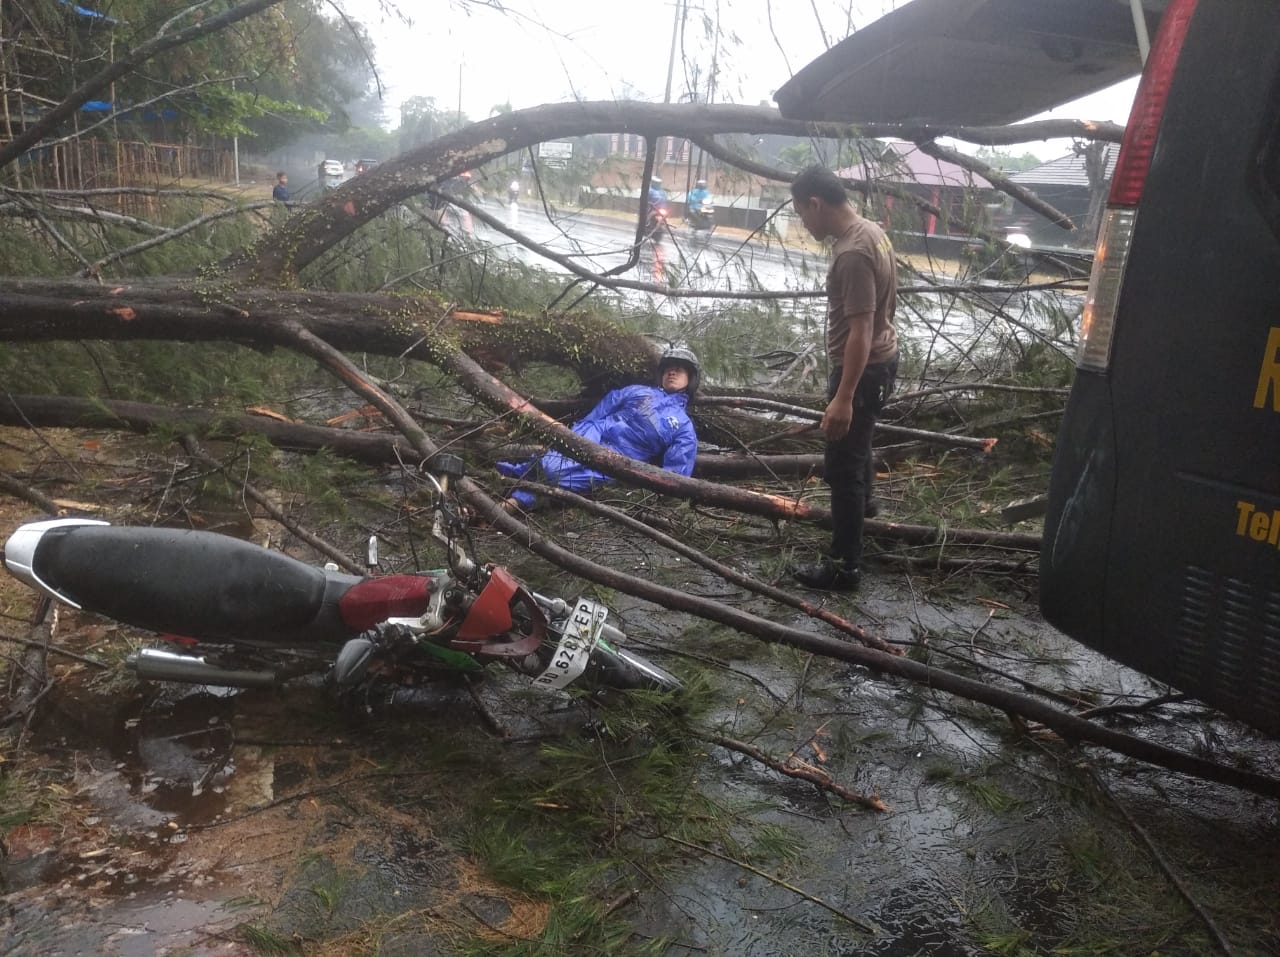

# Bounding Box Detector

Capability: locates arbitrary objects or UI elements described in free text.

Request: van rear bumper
[1040,374,1116,648]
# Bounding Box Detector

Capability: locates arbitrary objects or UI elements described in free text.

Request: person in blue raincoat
[647,177,669,211]
[498,346,700,511]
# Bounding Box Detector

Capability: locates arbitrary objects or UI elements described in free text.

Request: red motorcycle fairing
[338,575,437,631]
[451,566,546,658]
[159,633,200,648]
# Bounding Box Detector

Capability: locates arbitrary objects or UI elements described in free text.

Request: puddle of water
[113,689,239,822]
[2,889,250,957]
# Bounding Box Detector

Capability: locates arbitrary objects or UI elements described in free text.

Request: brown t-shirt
[826,216,898,369]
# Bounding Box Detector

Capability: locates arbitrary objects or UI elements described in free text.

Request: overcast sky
[341,0,1139,159]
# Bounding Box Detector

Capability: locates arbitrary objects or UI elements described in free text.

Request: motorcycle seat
[33,525,342,641]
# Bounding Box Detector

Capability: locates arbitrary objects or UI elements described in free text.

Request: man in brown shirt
[790,165,899,590]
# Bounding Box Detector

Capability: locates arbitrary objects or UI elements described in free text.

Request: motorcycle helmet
[651,177,662,186]
[696,179,707,187]
[658,345,700,396]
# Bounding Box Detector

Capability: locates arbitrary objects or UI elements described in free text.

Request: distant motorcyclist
[646,177,671,239]
[687,178,713,231]
[647,177,669,212]
[508,179,520,203]
[688,179,711,211]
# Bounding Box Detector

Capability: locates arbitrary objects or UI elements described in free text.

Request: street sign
[539,141,574,167]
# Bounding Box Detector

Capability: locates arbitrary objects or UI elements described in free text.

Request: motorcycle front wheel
[587,641,683,693]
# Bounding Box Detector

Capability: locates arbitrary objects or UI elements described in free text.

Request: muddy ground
[2,436,1280,957]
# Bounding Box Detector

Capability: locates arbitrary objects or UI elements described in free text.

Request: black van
[777,0,1280,734]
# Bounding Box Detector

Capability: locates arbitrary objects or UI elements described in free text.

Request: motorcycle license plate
[532,598,607,691]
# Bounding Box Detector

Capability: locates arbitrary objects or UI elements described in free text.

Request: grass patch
[241,923,299,956]
[439,691,811,955]
[0,762,74,839]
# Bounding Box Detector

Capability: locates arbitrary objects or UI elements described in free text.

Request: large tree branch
[231,101,1124,283]
[0,202,168,236]
[437,342,1041,549]
[914,139,1076,232]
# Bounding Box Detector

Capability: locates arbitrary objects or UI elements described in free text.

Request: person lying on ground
[496,346,701,512]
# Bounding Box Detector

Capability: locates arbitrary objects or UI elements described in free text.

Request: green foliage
[240,923,299,956]
[186,87,328,139]
[974,147,1047,173]
[2,0,376,159]
[398,96,471,153]
[0,765,70,839]
[0,340,306,409]
[0,192,261,279]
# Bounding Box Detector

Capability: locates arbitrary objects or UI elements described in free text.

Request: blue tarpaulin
[59,0,119,24]
[79,101,179,121]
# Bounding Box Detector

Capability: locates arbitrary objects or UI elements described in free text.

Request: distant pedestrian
[272,171,290,203]
[788,165,898,592]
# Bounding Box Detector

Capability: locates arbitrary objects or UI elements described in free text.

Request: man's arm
[660,421,699,476]
[822,315,872,441]
[822,250,877,441]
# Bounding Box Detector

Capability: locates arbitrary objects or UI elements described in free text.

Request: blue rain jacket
[498,385,697,508]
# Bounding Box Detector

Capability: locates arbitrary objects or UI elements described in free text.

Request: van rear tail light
[1108,0,1199,206]
[1078,208,1136,371]
[1078,0,1197,372]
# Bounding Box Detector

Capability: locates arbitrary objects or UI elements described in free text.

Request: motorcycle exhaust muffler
[127,648,283,689]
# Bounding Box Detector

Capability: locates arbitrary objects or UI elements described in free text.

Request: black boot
[864,498,880,519]
[792,559,861,592]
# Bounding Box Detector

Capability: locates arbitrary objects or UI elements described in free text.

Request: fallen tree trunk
[0,278,655,388]
[0,393,1039,551]
[0,394,835,478]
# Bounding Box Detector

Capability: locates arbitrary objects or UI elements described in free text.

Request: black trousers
[824,357,897,567]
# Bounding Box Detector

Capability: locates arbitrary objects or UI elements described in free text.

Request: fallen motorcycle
[2,454,682,698]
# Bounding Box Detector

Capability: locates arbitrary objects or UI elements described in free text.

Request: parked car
[320,159,343,177]
[355,158,380,175]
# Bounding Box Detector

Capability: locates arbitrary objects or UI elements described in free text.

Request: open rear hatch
[773,0,1167,125]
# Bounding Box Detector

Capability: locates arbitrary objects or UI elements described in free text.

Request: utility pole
[231,78,240,187]
[1128,0,1151,64]
[663,0,684,104]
